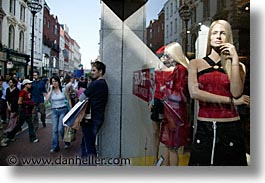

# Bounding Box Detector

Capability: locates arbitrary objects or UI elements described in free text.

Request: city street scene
[0,0,250,166]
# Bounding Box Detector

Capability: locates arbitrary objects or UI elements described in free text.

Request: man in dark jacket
[31,71,47,130]
[79,61,108,158]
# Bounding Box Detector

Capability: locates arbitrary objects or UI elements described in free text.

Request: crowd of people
[0,20,250,166]
[0,61,109,160]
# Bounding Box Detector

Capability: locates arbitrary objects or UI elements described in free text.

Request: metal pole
[30,12,35,80]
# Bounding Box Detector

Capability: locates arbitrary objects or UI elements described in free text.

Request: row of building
[0,0,82,78]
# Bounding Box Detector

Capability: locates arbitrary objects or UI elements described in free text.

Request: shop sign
[7,61,14,69]
[133,68,155,102]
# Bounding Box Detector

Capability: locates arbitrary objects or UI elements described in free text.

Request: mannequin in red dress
[159,42,190,166]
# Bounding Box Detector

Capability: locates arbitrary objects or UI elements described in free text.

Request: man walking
[79,61,108,158]
[31,71,47,130]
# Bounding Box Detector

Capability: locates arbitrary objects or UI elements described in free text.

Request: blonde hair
[164,42,189,68]
[206,20,235,78]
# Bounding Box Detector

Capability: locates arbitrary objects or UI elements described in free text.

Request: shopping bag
[63,126,76,142]
[63,99,88,127]
[71,102,89,130]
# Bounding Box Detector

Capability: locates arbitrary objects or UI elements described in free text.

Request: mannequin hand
[233,95,250,106]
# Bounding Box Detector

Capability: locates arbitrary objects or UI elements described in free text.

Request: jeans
[81,119,103,157]
[32,103,46,128]
[51,107,68,150]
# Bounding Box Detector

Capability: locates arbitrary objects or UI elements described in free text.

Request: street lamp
[178,3,191,56]
[27,1,42,80]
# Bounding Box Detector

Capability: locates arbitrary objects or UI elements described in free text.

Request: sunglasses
[161,53,171,60]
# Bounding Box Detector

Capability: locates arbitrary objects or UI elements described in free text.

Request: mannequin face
[161,53,174,68]
[210,23,227,48]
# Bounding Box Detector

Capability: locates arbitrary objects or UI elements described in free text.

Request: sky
[45,0,167,69]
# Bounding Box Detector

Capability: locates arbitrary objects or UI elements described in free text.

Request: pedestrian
[64,74,77,107]
[4,78,19,133]
[0,77,8,147]
[158,42,190,166]
[188,20,250,166]
[0,74,11,124]
[31,71,47,130]
[45,76,71,153]
[79,61,108,158]
[3,79,39,143]
[77,81,86,98]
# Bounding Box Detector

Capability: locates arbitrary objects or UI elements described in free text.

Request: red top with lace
[197,57,239,119]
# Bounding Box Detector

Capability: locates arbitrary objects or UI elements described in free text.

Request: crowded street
[0,107,84,166]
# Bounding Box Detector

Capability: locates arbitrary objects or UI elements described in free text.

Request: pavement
[0,108,84,166]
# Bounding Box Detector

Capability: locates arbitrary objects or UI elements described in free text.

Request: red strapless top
[197,57,239,119]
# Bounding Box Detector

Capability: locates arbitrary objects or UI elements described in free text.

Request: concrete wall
[99,2,161,160]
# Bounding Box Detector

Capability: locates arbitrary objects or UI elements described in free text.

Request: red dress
[159,64,190,148]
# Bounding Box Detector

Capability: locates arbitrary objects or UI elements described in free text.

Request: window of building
[170,3,173,17]
[170,21,173,36]
[175,18,178,33]
[48,21,50,29]
[9,0,15,15]
[19,31,24,53]
[8,25,15,49]
[20,5,25,22]
[175,0,178,13]
[149,29,152,39]
[203,0,210,18]
[54,24,58,35]
[39,18,41,32]
[217,0,227,9]
[166,7,169,20]
[191,8,196,24]
[166,24,169,38]
[39,38,41,53]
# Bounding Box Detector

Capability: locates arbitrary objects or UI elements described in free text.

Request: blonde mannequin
[159,42,190,166]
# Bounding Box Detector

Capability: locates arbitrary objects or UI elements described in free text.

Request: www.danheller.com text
[6,155,131,166]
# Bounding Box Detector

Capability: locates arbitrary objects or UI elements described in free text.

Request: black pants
[0,99,7,122]
[189,120,247,166]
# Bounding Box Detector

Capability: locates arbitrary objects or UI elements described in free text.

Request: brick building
[42,1,60,76]
[146,8,164,54]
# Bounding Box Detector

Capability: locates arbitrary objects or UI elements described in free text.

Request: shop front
[2,48,30,78]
